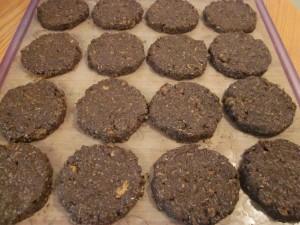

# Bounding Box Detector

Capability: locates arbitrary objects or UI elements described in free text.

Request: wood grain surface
[0,0,299,77]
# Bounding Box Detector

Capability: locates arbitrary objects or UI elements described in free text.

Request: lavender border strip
[256,0,300,106]
[0,0,40,88]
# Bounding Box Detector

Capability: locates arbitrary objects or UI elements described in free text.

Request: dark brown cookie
[209,32,272,79]
[152,144,240,225]
[37,0,89,31]
[56,144,145,225]
[147,35,209,80]
[203,0,257,33]
[76,79,148,143]
[0,80,66,142]
[87,32,145,76]
[0,143,53,225]
[239,139,300,222]
[149,82,222,142]
[145,0,199,34]
[92,0,143,30]
[21,33,82,78]
[223,76,296,136]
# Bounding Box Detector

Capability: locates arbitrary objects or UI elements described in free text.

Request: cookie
[0,143,53,225]
[203,0,257,33]
[152,144,240,225]
[21,33,82,78]
[76,79,148,143]
[92,0,143,30]
[149,82,222,142]
[223,76,296,136]
[239,139,300,222]
[209,32,272,79]
[0,80,66,142]
[145,0,199,34]
[147,35,209,80]
[56,144,145,225]
[87,32,145,76]
[37,0,89,31]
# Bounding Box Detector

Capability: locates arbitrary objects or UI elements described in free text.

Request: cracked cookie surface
[147,35,209,80]
[145,0,199,34]
[209,32,271,79]
[149,82,222,142]
[239,139,300,222]
[0,80,66,142]
[203,0,257,33]
[0,143,53,225]
[92,0,143,30]
[76,79,148,143]
[223,76,296,136]
[56,144,145,225]
[87,32,145,76]
[152,144,240,225]
[21,33,82,78]
[37,0,89,31]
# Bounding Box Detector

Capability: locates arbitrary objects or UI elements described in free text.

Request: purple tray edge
[0,0,40,87]
[256,0,300,106]
[0,0,299,106]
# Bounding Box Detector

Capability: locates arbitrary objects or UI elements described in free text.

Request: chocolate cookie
[0,80,66,142]
[152,144,240,225]
[147,35,209,80]
[87,32,145,76]
[56,144,145,225]
[203,0,257,33]
[149,82,222,142]
[145,0,199,34]
[37,0,89,31]
[239,139,300,222]
[0,143,53,225]
[21,33,82,78]
[92,0,143,30]
[223,76,296,136]
[76,79,148,143]
[209,33,272,79]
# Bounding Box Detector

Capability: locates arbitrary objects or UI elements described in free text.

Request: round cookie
[76,79,148,143]
[145,0,199,34]
[37,0,89,31]
[223,76,296,136]
[239,139,300,222]
[56,144,145,225]
[149,82,222,142]
[92,0,143,30]
[0,143,53,225]
[147,35,209,80]
[152,144,240,225]
[0,80,66,142]
[203,0,257,33]
[21,33,82,78]
[209,32,272,79]
[87,32,145,76]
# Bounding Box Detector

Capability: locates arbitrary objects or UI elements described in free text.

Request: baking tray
[0,0,299,225]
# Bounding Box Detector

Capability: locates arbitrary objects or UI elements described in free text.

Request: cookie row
[1,139,299,224]
[37,0,257,34]
[0,77,296,143]
[21,32,272,80]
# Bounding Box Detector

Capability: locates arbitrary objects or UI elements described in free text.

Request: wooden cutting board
[1,0,299,224]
